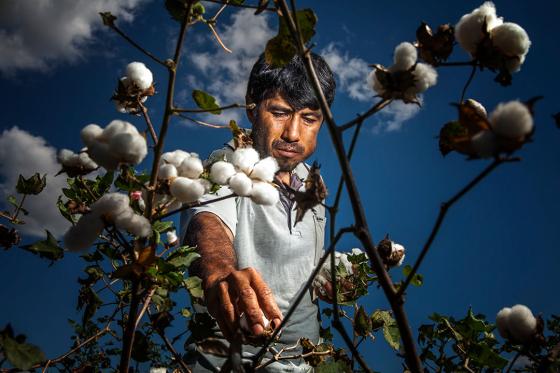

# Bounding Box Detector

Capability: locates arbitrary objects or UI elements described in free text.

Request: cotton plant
[112,62,155,114]
[209,146,280,206]
[57,148,98,177]
[439,98,536,159]
[63,192,152,252]
[496,304,542,345]
[455,2,531,83]
[370,42,438,104]
[157,150,210,203]
[81,120,148,171]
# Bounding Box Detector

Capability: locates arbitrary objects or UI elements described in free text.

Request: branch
[206,22,232,53]
[276,0,424,371]
[135,287,157,330]
[104,19,167,67]
[154,192,236,220]
[147,309,192,373]
[255,345,333,370]
[173,102,255,113]
[202,0,277,12]
[176,113,232,129]
[119,280,142,372]
[339,98,392,131]
[139,101,159,145]
[460,63,477,103]
[397,156,519,297]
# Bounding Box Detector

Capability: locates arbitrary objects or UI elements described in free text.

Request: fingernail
[252,324,264,335]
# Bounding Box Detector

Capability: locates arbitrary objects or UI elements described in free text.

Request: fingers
[206,280,237,340]
[228,269,265,335]
[248,268,283,329]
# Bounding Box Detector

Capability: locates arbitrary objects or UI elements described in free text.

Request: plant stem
[119,280,142,372]
[107,23,167,67]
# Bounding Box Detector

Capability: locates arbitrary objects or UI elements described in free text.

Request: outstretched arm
[186,212,283,339]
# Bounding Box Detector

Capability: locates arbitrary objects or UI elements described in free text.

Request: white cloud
[374,97,423,133]
[0,0,146,75]
[320,43,373,102]
[0,127,70,237]
[185,8,275,125]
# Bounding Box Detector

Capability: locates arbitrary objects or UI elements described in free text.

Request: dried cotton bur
[439,97,539,159]
[415,22,455,66]
[112,61,156,114]
[455,1,531,85]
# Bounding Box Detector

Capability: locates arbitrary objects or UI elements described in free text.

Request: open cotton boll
[392,243,406,266]
[86,142,119,171]
[455,1,503,55]
[108,132,148,165]
[232,147,260,173]
[496,307,512,339]
[392,42,417,71]
[115,101,128,113]
[99,120,136,142]
[92,193,130,218]
[81,124,103,146]
[508,304,537,343]
[160,150,191,168]
[351,248,364,256]
[471,130,497,158]
[64,213,104,252]
[58,149,98,170]
[210,161,236,185]
[178,156,204,179]
[166,230,178,246]
[239,312,270,332]
[369,70,386,96]
[170,177,205,203]
[114,210,152,237]
[491,22,530,72]
[489,101,533,139]
[250,182,279,205]
[158,163,178,180]
[125,62,153,90]
[410,63,438,93]
[229,172,253,197]
[250,157,279,182]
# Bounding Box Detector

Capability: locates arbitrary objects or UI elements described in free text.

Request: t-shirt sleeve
[179,186,237,245]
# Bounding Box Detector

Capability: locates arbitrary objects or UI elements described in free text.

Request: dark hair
[245,53,336,110]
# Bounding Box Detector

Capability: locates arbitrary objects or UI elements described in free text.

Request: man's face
[249,93,323,172]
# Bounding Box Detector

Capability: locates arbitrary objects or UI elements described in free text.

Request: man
[181,52,336,371]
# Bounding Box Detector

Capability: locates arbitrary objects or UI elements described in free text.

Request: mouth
[274,148,301,159]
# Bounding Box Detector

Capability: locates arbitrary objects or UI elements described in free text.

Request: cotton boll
[198,178,212,193]
[81,124,103,146]
[87,142,119,171]
[232,147,260,173]
[351,248,364,256]
[250,182,279,205]
[489,100,533,139]
[100,120,134,142]
[63,213,104,252]
[158,163,178,180]
[127,213,152,237]
[491,23,531,59]
[508,304,537,343]
[77,152,98,169]
[496,307,512,339]
[465,99,488,118]
[166,230,178,246]
[57,149,74,164]
[108,132,148,165]
[392,243,406,266]
[92,193,130,218]
[455,2,503,55]
[250,157,279,182]
[161,150,191,168]
[178,156,204,179]
[170,177,205,203]
[411,63,438,93]
[369,70,386,96]
[393,42,418,71]
[471,130,497,158]
[229,172,253,197]
[126,62,153,90]
[210,161,236,185]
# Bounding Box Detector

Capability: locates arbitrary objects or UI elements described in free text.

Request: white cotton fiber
[455,2,503,55]
[250,182,279,205]
[161,150,191,168]
[126,62,153,90]
[496,307,512,339]
[63,213,104,252]
[86,142,120,171]
[210,161,236,185]
[471,130,497,158]
[410,63,438,93]
[250,157,279,182]
[81,124,103,146]
[178,156,204,179]
[170,177,205,203]
[393,42,418,71]
[229,172,253,197]
[508,304,538,343]
[91,193,130,218]
[489,100,533,139]
[232,147,260,173]
[158,163,178,180]
[57,149,98,171]
[391,242,406,266]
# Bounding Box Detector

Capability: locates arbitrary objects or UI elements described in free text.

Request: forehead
[261,92,321,114]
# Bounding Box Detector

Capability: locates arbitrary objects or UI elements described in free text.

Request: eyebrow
[268,104,293,112]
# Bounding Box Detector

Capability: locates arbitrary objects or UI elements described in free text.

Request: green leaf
[402,265,424,287]
[192,90,221,115]
[354,306,372,337]
[1,335,45,370]
[6,195,27,215]
[16,173,47,195]
[371,309,392,330]
[20,230,64,261]
[316,360,352,373]
[165,0,204,22]
[469,343,508,369]
[383,322,401,350]
[184,276,204,298]
[152,220,174,233]
[264,9,317,68]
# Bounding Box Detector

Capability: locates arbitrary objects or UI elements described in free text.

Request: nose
[281,116,300,143]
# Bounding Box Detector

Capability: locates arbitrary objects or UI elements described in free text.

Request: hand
[205,267,283,340]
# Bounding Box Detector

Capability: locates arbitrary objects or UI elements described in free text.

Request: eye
[303,116,318,125]
[272,111,289,118]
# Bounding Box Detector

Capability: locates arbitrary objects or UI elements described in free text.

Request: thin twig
[209,0,229,22]
[155,192,236,220]
[460,63,477,103]
[177,113,232,129]
[173,102,255,113]
[397,156,519,297]
[140,102,159,145]
[207,22,232,53]
[11,194,27,222]
[147,309,192,373]
[276,0,423,371]
[255,346,333,370]
[106,22,167,67]
[202,0,276,12]
[135,287,157,330]
[339,98,392,131]
[119,280,142,372]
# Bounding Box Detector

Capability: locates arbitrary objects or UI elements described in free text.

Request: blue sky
[1,0,559,370]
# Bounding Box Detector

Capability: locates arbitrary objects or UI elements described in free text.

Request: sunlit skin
[248,93,323,185]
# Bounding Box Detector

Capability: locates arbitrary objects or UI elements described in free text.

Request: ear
[246,101,257,126]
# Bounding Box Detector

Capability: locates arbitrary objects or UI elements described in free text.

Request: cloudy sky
[1,0,559,370]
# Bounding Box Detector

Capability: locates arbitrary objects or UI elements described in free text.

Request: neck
[276,171,291,185]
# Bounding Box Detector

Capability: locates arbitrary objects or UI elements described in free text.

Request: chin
[276,158,299,172]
